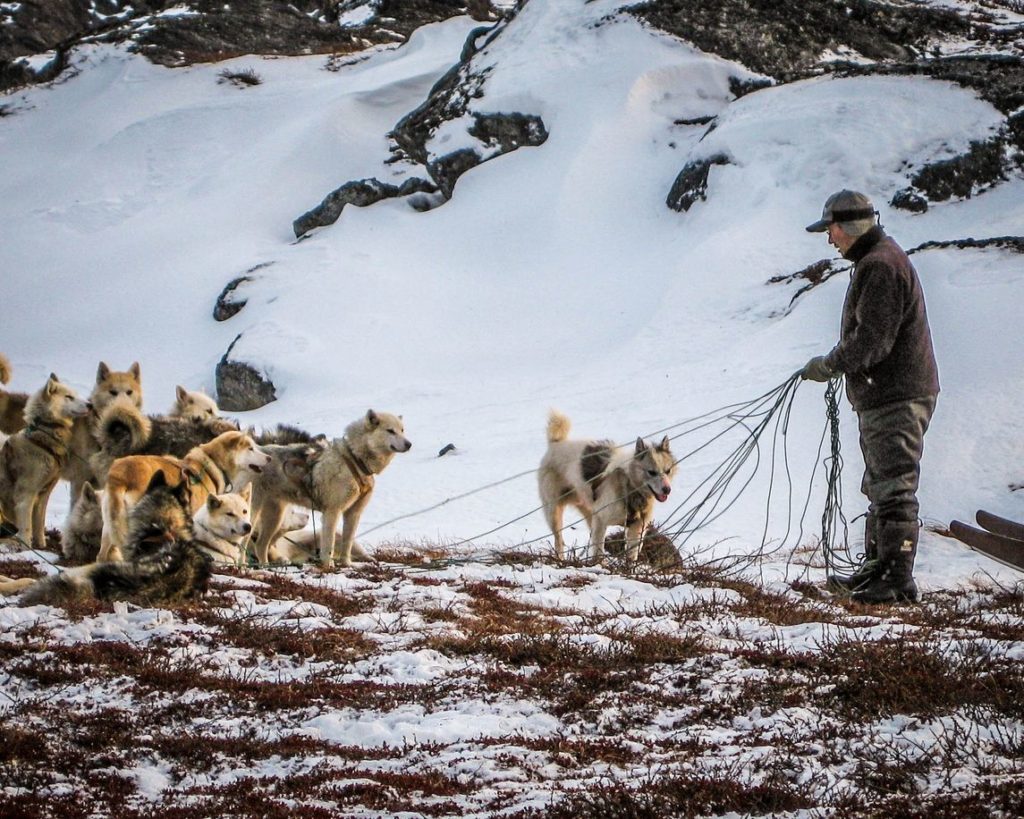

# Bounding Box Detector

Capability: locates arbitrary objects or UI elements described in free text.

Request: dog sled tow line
[652,372,856,578]
[361,377,817,545]
[347,373,857,577]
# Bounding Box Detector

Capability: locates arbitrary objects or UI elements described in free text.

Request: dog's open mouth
[653,490,670,503]
[248,464,263,474]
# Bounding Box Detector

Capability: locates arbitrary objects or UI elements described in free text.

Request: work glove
[801,355,834,382]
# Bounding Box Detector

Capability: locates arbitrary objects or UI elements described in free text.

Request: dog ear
[634,437,648,455]
[96,362,110,383]
[207,494,222,510]
[129,361,141,380]
[145,470,170,494]
[366,409,379,428]
[238,484,252,503]
[176,385,187,403]
[659,435,671,452]
[82,482,97,503]
[45,374,59,395]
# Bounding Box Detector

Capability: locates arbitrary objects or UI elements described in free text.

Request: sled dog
[538,410,677,563]
[249,410,411,568]
[99,429,270,562]
[171,386,220,422]
[192,485,253,564]
[0,352,29,435]
[62,361,145,503]
[10,472,213,607]
[0,374,91,549]
[89,394,239,486]
[63,482,105,563]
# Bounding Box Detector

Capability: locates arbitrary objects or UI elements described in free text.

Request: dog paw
[349,542,372,562]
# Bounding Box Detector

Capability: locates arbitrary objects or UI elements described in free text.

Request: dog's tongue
[654,490,669,503]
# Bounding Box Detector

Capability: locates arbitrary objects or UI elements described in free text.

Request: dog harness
[23,421,72,465]
[340,440,375,496]
[184,450,228,495]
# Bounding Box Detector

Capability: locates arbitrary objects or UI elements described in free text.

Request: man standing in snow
[801,190,939,604]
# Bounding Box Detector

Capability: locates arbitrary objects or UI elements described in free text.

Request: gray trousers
[857,396,937,523]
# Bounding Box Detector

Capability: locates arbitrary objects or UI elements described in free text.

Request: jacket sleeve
[824,260,906,376]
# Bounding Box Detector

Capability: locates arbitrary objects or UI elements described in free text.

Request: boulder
[666,154,730,212]
[216,334,276,412]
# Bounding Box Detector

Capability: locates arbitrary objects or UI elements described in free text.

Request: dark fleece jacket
[823,227,939,411]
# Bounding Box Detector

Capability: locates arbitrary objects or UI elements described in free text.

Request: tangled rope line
[358,372,857,576]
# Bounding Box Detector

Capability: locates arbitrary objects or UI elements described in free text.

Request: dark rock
[426,149,483,200]
[627,0,969,81]
[413,111,549,199]
[909,137,1006,202]
[666,153,730,212]
[909,236,1024,255]
[213,262,273,321]
[216,334,276,412]
[728,76,772,99]
[214,278,252,322]
[438,443,456,457]
[890,188,929,214]
[292,176,436,237]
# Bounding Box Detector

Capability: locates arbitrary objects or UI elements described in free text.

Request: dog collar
[341,439,374,493]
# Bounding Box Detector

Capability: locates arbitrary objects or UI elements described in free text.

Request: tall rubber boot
[851,519,919,604]
[827,513,879,592]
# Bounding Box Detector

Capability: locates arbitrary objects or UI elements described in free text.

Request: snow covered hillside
[2,1,1024,813]
[2,0,1023,585]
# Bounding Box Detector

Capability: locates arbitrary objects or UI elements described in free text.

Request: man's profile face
[827,222,855,255]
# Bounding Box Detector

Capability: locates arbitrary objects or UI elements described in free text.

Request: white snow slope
[2,0,1023,589]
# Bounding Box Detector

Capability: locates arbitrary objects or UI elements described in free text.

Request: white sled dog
[249,410,411,569]
[538,410,677,564]
[191,485,253,564]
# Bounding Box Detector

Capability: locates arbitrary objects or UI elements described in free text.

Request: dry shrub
[217,67,262,87]
[513,769,812,818]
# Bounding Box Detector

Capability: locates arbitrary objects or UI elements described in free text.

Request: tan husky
[538,410,677,564]
[99,430,270,562]
[249,410,411,569]
[0,374,91,549]
[63,361,144,503]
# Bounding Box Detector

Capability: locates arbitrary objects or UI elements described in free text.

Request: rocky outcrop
[627,0,970,82]
[891,126,1020,213]
[216,334,276,412]
[641,3,1024,213]
[292,177,436,237]
[0,0,496,91]
[389,21,549,199]
[297,16,549,228]
[666,154,730,212]
[426,112,548,199]
[766,258,850,317]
